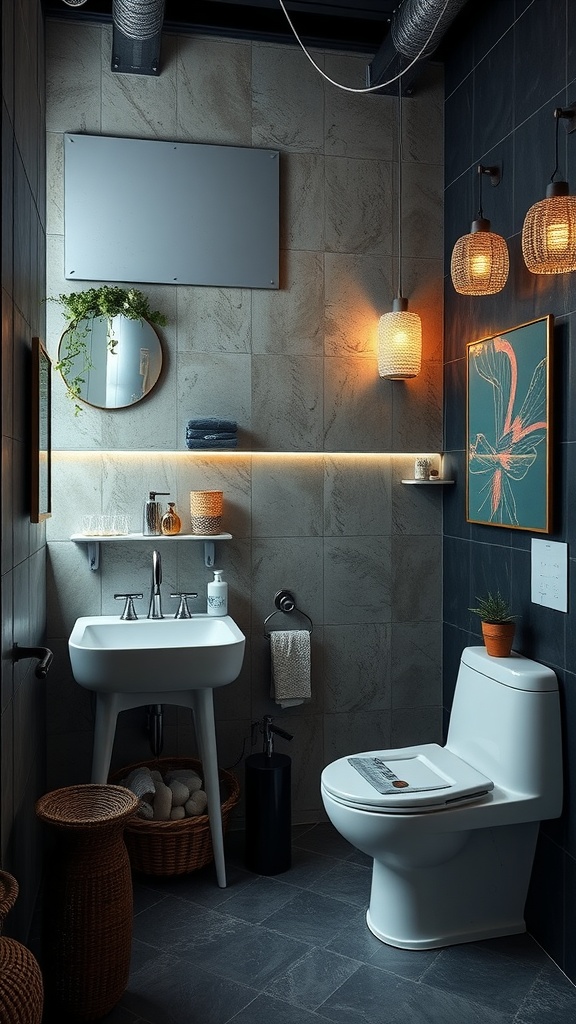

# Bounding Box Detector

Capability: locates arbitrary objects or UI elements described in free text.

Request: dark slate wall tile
[443,357,466,452]
[512,92,567,238]
[445,75,474,186]
[442,452,470,541]
[443,536,471,630]
[472,36,514,160]
[525,832,565,971]
[514,0,568,126]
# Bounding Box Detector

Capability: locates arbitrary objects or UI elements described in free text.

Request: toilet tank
[446,647,562,805]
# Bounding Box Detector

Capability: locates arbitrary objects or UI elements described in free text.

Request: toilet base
[366,909,526,951]
[365,822,539,951]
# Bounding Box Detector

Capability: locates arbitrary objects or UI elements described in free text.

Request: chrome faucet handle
[114,593,143,620]
[170,592,198,619]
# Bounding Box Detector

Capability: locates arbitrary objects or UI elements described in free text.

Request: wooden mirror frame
[31,337,52,523]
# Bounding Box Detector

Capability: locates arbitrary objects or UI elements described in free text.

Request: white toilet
[321,646,562,950]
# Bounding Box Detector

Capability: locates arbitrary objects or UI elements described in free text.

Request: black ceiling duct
[391,0,467,61]
[368,0,468,93]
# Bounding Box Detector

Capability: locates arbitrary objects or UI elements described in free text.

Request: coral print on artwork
[466,316,552,533]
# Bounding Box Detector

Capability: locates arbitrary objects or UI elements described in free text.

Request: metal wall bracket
[111,24,162,76]
[86,541,100,571]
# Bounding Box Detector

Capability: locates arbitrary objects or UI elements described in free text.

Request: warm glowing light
[377,304,422,379]
[546,220,570,251]
[450,226,509,295]
[522,186,576,274]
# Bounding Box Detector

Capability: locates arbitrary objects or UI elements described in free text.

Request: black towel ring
[264,589,313,636]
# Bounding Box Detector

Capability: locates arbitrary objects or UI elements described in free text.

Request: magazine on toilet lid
[322,743,494,811]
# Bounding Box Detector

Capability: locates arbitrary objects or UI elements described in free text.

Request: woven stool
[36,784,139,1021]
[0,871,44,1024]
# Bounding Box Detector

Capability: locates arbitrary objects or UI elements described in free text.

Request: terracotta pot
[481,621,515,657]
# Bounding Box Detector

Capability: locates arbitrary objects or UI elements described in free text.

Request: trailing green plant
[50,286,167,413]
[469,591,518,624]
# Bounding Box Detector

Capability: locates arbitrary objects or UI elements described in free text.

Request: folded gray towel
[187,417,237,432]
[186,430,238,441]
[186,437,238,449]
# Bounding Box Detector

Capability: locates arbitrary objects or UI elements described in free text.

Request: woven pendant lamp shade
[522,182,576,274]
[451,218,509,295]
[378,298,422,379]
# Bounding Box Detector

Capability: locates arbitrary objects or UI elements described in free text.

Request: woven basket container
[0,872,44,1024]
[110,757,240,876]
[189,490,223,535]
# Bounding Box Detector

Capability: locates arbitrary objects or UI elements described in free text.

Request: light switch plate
[531,539,568,612]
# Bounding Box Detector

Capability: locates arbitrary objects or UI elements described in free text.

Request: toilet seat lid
[321,744,493,812]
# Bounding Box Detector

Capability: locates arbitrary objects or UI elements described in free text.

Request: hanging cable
[278,0,452,93]
[397,77,403,298]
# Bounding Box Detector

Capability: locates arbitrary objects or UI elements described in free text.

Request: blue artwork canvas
[466,316,552,533]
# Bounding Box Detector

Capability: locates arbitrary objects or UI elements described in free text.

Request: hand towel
[186,437,238,450]
[270,630,311,708]
[186,430,238,441]
[187,417,238,432]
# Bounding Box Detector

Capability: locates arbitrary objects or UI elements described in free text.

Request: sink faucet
[148,550,164,619]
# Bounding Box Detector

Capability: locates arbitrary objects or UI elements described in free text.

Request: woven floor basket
[110,757,240,876]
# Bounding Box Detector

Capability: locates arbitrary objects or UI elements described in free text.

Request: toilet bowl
[321,646,562,950]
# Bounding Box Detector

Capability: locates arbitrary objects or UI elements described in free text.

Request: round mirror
[58,314,163,410]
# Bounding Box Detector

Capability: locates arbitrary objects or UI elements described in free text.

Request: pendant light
[522,106,576,275]
[450,165,509,295]
[378,81,422,380]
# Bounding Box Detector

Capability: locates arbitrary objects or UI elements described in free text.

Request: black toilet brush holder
[244,717,293,875]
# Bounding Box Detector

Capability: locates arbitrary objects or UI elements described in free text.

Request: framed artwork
[466,315,552,533]
[31,337,52,523]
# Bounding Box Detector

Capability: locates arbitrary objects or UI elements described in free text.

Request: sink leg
[191,689,226,888]
[92,693,121,784]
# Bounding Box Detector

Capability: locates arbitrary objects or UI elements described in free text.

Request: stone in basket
[110,756,240,876]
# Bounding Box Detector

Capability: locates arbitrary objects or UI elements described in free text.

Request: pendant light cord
[476,164,484,220]
[278,0,452,93]
[550,108,562,183]
[397,79,403,300]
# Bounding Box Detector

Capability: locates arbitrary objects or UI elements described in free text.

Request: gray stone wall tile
[177,36,251,145]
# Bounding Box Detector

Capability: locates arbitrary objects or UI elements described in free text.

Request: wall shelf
[400,479,455,486]
[70,532,232,571]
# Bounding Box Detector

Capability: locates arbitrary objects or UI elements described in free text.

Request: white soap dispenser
[207,569,228,616]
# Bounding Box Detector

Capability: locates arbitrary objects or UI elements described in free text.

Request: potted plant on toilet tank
[469,591,518,657]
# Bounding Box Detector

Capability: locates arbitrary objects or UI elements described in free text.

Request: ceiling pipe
[368,0,469,94]
[112,0,166,41]
[391,0,468,62]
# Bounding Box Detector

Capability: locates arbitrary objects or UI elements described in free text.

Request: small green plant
[469,591,517,624]
[50,286,167,413]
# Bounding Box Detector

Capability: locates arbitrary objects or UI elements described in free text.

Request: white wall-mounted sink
[69,614,246,693]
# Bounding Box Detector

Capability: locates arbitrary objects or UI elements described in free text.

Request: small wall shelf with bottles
[70,533,233,571]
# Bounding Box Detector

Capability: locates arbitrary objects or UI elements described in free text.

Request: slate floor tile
[293,822,357,860]
[217,874,301,923]
[110,825,576,1024]
[193,921,312,989]
[316,964,514,1024]
[420,943,537,1013]
[228,992,329,1023]
[132,896,248,957]
[122,952,256,1024]
[515,967,576,1023]
[266,946,361,1010]
[262,889,359,946]
[307,859,372,907]
[325,910,386,963]
[368,942,443,981]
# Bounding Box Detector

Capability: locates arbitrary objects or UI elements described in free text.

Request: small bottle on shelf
[161,502,182,536]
